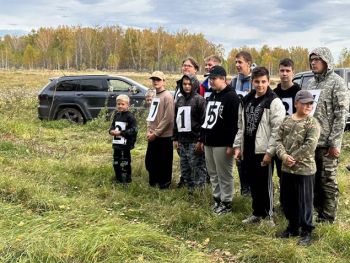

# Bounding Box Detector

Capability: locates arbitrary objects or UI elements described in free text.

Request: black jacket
[202,85,240,147]
[173,74,206,143]
[109,111,138,150]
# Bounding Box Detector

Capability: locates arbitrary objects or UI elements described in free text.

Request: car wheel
[57,108,84,124]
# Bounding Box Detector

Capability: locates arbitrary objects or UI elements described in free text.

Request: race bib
[309,89,321,116]
[176,106,191,132]
[281,97,293,115]
[204,91,212,99]
[146,98,160,121]
[112,121,127,145]
[202,101,222,129]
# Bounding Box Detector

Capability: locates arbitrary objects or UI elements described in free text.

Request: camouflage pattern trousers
[179,142,206,188]
[314,148,339,222]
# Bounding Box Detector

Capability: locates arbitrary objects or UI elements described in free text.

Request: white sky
[1,0,350,62]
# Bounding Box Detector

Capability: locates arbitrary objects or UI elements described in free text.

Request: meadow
[0,69,350,263]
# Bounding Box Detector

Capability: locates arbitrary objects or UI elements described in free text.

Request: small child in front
[109,94,138,183]
[276,90,320,246]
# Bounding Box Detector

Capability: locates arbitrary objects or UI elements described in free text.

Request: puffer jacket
[233,88,285,158]
[305,47,350,149]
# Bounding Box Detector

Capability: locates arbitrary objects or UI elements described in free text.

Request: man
[273,58,301,179]
[199,55,222,98]
[200,65,240,215]
[305,47,350,223]
[231,51,254,196]
[145,71,175,189]
[233,67,285,226]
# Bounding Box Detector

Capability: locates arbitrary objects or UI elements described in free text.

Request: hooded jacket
[305,47,350,149]
[173,74,206,143]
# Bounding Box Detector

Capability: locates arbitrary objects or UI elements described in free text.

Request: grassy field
[0,69,349,262]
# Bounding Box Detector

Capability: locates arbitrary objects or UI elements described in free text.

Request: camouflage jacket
[305,47,350,149]
[276,115,320,175]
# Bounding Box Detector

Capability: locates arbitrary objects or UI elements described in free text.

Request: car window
[108,79,132,92]
[80,79,106,92]
[293,76,301,86]
[55,80,79,91]
[347,72,350,84]
[302,75,313,89]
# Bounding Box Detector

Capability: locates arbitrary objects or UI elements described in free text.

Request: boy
[233,67,285,225]
[200,65,240,215]
[173,74,206,194]
[276,90,320,246]
[144,89,156,108]
[273,58,301,179]
[109,94,138,183]
[145,71,174,189]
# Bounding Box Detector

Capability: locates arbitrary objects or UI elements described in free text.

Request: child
[276,90,320,246]
[201,66,240,215]
[109,94,138,183]
[173,74,206,194]
[233,67,285,225]
[145,89,156,108]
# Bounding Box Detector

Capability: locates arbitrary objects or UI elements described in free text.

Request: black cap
[209,65,227,78]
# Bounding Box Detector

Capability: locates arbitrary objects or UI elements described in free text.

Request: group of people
[108,47,349,246]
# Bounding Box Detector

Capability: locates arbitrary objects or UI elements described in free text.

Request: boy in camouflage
[276,90,320,246]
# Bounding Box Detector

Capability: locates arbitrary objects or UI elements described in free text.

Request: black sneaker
[215,202,232,215]
[298,232,312,246]
[277,229,299,238]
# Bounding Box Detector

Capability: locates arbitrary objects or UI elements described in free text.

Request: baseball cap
[295,90,315,103]
[208,65,227,78]
[150,71,166,80]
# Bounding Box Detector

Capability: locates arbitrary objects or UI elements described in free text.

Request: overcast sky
[1,0,350,62]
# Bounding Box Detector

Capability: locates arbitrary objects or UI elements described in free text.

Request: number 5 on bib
[202,101,221,129]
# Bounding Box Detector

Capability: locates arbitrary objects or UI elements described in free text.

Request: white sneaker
[242,215,262,224]
[263,217,275,227]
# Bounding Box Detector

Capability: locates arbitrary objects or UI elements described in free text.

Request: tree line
[0,25,349,74]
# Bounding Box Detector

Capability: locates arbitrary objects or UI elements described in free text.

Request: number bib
[112,121,127,145]
[146,98,160,121]
[202,101,222,129]
[308,89,321,116]
[281,97,293,115]
[176,106,191,132]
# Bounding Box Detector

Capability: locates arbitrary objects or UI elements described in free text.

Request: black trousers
[236,159,250,194]
[113,149,131,183]
[280,172,315,233]
[243,153,274,218]
[145,137,173,189]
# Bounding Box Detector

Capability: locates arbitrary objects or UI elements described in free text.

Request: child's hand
[233,148,241,160]
[173,141,179,150]
[283,154,296,167]
[111,130,121,136]
[195,142,204,155]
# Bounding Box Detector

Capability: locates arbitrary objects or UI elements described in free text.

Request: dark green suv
[38,75,149,124]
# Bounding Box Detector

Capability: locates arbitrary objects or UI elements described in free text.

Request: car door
[107,78,135,111]
[77,78,108,119]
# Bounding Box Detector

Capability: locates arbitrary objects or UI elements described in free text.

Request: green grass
[0,69,350,262]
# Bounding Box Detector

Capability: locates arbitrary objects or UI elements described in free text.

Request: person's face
[204,60,218,73]
[209,76,226,91]
[145,96,153,107]
[117,100,129,112]
[295,101,313,117]
[252,75,269,97]
[235,56,251,76]
[279,66,294,84]
[182,78,192,94]
[310,55,327,74]
[151,78,165,90]
[182,60,197,75]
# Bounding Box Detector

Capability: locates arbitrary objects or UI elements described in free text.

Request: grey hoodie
[306,47,350,149]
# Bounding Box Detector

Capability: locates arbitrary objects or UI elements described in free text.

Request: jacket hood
[309,47,334,72]
[179,74,200,98]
